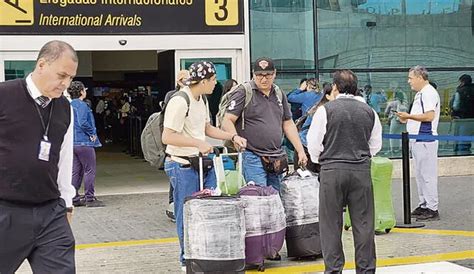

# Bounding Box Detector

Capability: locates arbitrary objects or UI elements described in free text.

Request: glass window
[319,70,474,157]
[317,0,474,69]
[4,61,35,80]
[250,0,315,70]
[274,73,317,94]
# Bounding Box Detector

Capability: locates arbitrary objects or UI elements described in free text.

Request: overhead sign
[0,0,244,34]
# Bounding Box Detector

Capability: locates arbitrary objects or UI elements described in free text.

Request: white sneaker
[181,266,186,272]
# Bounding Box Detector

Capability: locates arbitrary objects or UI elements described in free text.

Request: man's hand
[232,135,247,151]
[299,81,307,91]
[90,135,97,142]
[197,141,213,155]
[395,111,410,123]
[297,150,308,167]
[67,212,73,224]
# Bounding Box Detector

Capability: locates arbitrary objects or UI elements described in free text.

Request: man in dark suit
[0,40,78,273]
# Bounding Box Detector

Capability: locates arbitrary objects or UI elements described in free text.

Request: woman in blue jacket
[294,82,335,173]
[68,81,104,207]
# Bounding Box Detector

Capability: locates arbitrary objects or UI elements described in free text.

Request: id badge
[38,139,51,161]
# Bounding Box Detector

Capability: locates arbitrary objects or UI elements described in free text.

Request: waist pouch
[188,156,214,175]
[260,154,289,175]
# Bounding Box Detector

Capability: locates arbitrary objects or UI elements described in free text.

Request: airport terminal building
[1,0,473,157]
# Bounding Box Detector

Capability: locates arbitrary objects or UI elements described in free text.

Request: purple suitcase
[238,185,286,271]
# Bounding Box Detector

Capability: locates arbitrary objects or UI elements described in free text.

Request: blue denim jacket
[71,99,102,147]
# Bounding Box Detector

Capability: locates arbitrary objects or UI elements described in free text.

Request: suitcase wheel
[344,225,350,231]
[258,264,265,272]
[385,228,391,234]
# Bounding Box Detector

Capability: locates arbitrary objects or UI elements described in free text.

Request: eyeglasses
[255,73,274,80]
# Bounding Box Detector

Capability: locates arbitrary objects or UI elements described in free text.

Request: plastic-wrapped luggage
[184,151,246,274]
[280,170,322,258]
[238,184,286,271]
[344,157,396,234]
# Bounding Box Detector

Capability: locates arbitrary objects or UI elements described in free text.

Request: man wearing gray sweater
[307,70,382,274]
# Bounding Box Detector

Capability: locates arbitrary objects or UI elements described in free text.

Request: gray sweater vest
[319,97,375,169]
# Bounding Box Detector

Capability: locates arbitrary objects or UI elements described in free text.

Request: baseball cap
[184,61,216,85]
[253,57,275,74]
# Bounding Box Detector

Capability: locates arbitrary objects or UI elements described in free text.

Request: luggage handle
[198,148,222,191]
[199,149,245,192]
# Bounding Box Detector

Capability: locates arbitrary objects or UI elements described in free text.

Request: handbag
[188,155,214,174]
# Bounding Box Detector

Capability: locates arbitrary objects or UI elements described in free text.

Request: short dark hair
[223,79,238,94]
[37,40,78,64]
[68,81,85,99]
[459,74,472,85]
[333,70,358,95]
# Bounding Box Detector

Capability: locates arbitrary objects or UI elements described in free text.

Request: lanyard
[33,100,54,141]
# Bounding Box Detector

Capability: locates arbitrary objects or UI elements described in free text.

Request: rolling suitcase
[184,151,246,274]
[343,157,396,234]
[238,184,286,271]
[280,170,322,259]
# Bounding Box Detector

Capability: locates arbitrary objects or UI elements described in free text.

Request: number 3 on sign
[205,0,239,26]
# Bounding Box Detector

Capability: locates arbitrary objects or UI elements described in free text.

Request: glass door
[175,49,242,144]
[0,52,37,81]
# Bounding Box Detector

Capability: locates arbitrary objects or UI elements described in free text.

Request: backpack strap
[171,90,191,117]
[273,84,283,105]
[241,82,253,130]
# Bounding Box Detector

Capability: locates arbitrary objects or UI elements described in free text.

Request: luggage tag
[38,135,51,162]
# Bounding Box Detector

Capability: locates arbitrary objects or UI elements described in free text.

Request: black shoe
[73,198,86,207]
[267,253,281,261]
[86,198,105,207]
[416,209,440,221]
[411,206,428,216]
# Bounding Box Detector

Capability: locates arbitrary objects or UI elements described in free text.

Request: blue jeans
[164,160,216,264]
[242,150,283,191]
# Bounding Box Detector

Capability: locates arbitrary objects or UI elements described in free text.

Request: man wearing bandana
[162,61,247,270]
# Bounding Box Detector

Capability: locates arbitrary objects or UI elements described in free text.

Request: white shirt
[26,74,76,208]
[406,84,440,136]
[307,94,383,163]
[164,86,210,164]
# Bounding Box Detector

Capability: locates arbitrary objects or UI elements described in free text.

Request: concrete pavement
[15,150,474,273]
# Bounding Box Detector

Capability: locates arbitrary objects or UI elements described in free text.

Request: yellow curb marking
[75,229,474,273]
[246,250,474,273]
[76,228,473,250]
[392,228,474,237]
[76,237,178,250]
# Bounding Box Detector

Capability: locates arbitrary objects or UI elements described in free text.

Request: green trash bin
[344,157,396,234]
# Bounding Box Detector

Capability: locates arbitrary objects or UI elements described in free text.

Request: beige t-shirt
[164,87,210,163]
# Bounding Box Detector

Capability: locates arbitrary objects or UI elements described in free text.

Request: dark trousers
[0,198,75,274]
[319,167,376,274]
[72,146,97,202]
